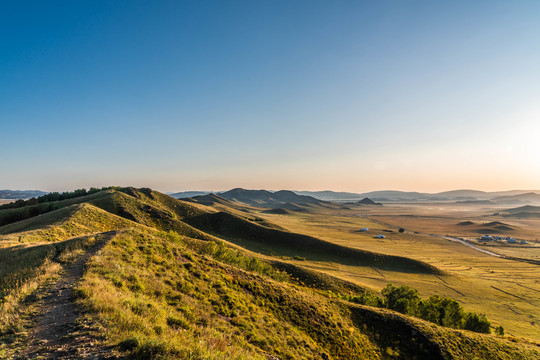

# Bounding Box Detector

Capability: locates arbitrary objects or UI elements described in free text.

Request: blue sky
[2,1,540,192]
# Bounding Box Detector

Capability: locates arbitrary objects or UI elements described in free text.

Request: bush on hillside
[463,312,491,334]
[350,283,492,334]
[382,284,420,314]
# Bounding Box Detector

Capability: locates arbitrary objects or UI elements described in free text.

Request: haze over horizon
[2,1,540,193]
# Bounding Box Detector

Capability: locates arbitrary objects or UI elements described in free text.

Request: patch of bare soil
[16,231,122,360]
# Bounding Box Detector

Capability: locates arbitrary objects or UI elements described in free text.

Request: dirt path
[440,235,502,257]
[16,231,120,360]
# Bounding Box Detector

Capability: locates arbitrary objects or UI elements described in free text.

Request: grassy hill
[218,188,327,208]
[500,205,540,218]
[0,187,538,359]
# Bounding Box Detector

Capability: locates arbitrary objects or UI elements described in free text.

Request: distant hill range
[499,205,540,219]
[173,188,328,209]
[357,197,382,206]
[218,188,325,208]
[490,192,540,204]
[171,188,540,204]
[2,187,529,358]
[0,190,48,200]
[168,191,212,199]
[295,189,540,203]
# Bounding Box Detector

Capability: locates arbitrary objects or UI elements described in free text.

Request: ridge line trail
[17,230,120,360]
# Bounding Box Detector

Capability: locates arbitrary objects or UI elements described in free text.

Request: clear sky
[2,1,540,193]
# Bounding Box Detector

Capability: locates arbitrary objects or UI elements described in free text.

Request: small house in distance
[376,235,385,239]
[360,227,368,232]
[507,238,518,244]
[479,235,493,242]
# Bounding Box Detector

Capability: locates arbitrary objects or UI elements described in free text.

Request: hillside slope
[219,188,327,208]
[0,187,537,359]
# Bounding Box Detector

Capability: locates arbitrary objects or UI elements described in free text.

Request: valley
[0,187,538,359]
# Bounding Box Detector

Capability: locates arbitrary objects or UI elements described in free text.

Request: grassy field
[256,205,540,342]
[0,188,538,359]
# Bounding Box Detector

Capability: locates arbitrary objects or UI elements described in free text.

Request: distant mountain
[492,192,540,204]
[359,191,429,202]
[357,197,382,206]
[0,190,48,200]
[2,187,526,358]
[293,189,540,202]
[434,190,490,199]
[169,191,211,199]
[295,190,429,202]
[504,205,540,213]
[294,190,366,201]
[499,205,540,219]
[183,193,236,207]
[456,200,494,204]
[171,189,540,204]
[219,188,325,208]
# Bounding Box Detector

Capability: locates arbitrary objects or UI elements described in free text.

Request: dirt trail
[17,231,120,360]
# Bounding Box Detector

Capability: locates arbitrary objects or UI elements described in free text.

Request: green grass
[1,187,538,359]
[0,203,137,243]
[0,190,114,227]
[257,207,540,342]
[184,211,441,274]
[77,225,539,359]
[76,228,384,359]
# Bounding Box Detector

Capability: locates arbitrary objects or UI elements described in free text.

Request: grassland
[255,204,540,342]
[0,188,538,359]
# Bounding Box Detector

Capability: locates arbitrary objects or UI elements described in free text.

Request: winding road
[438,235,502,257]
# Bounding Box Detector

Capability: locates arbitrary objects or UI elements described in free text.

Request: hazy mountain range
[4,188,540,205]
[295,189,540,202]
[0,190,48,200]
[185,188,326,209]
[170,189,540,204]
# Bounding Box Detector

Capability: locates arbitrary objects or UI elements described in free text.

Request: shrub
[349,292,384,307]
[381,284,419,314]
[463,313,491,334]
[416,295,464,328]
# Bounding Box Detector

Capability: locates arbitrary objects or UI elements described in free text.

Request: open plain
[255,201,540,342]
[1,188,538,359]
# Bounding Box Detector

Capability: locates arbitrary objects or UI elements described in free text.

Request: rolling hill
[500,205,540,219]
[455,220,516,234]
[295,189,540,202]
[218,188,327,208]
[168,191,210,199]
[492,192,540,204]
[0,187,537,359]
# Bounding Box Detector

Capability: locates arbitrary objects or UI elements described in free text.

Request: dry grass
[257,207,540,342]
[0,259,61,336]
[1,188,538,359]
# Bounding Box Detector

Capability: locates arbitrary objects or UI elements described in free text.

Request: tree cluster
[0,187,113,210]
[350,284,494,334]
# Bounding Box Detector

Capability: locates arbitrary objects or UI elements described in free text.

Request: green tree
[381,284,420,314]
[463,312,491,333]
[416,295,464,328]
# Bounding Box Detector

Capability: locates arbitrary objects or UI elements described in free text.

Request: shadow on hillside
[185,212,442,275]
